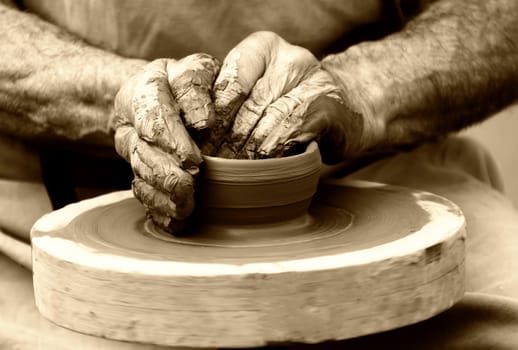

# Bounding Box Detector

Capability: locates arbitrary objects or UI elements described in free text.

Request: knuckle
[290,46,318,66]
[130,152,148,180]
[132,178,180,218]
[174,54,220,80]
[184,52,213,61]
[146,58,167,70]
[114,126,137,161]
[165,171,194,200]
[242,91,267,116]
[131,177,149,203]
[187,53,220,70]
[147,211,173,231]
[250,30,280,43]
[161,173,180,194]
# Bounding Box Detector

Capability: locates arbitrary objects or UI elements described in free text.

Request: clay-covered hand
[112,54,220,232]
[199,31,360,164]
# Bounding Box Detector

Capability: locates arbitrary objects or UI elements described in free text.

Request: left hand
[112,54,220,232]
[199,31,358,164]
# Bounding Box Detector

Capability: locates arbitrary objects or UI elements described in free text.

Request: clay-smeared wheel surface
[31,180,466,348]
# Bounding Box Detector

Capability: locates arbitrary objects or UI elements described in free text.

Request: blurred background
[463,104,518,207]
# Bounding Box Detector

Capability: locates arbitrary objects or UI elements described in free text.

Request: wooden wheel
[31,180,465,348]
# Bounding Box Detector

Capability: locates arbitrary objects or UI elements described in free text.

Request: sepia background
[463,104,518,207]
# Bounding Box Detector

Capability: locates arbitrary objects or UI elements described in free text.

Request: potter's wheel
[31,180,465,348]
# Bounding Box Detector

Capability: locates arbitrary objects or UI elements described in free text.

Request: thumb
[292,96,350,164]
[200,31,277,154]
[214,31,278,113]
[305,96,368,164]
[279,95,363,165]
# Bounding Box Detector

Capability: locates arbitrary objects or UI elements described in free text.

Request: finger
[233,94,300,159]
[214,32,274,115]
[238,72,332,159]
[146,210,189,235]
[296,93,366,164]
[113,124,138,162]
[132,176,194,222]
[131,59,202,171]
[166,53,220,131]
[132,141,195,199]
[200,33,274,155]
[199,54,246,156]
[115,125,196,199]
[216,42,319,158]
[254,70,342,157]
[214,73,289,158]
[112,74,139,131]
[257,102,311,158]
[263,95,352,164]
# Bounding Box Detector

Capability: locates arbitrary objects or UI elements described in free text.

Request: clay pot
[195,142,322,225]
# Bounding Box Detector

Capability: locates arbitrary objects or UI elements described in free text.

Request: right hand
[199,31,357,164]
[111,54,220,233]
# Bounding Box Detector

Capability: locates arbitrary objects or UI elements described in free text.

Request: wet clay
[194,141,322,225]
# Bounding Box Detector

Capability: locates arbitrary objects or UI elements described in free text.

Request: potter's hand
[112,54,220,232]
[200,31,356,164]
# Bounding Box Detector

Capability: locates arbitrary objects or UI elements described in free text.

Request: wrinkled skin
[112,54,220,232]
[203,31,353,162]
[113,32,359,233]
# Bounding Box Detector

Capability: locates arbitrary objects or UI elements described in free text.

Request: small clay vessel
[195,142,322,225]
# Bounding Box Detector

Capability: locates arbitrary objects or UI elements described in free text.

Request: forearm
[0,4,146,147]
[323,0,518,154]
